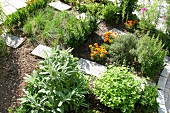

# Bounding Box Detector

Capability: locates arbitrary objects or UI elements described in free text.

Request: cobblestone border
[157,56,170,113]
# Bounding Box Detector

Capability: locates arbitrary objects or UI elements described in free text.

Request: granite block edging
[157,57,170,113]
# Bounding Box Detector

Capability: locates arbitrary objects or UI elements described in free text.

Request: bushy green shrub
[120,0,138,22]
[93,66,144,113]
[4,0,49,32]
[23,8,54,36]
[139,85,158,113]
[13,48,87,113]
[137,34,167,77]
[42,12,97,48]
[108,33,138,66]
[101,3,119,22]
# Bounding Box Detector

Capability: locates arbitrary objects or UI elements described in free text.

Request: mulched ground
[0,21,145,113]
[0,42,41,113]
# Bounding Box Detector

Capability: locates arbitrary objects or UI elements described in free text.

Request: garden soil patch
[0,41,40,113]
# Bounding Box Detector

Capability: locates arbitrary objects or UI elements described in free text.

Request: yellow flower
[100,54,104,58]
[109,39,113,43]
[89,45,93,48]
[90,53,95,57]
[94,43,99,47]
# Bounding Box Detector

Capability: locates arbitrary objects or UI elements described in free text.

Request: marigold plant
[124,20,138,28]
[103,31,120,43]
[89,43,108,61]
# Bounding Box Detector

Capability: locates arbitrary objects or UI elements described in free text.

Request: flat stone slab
[161,66,170,78]
[157,90,165,105]
[111,28,125,35]
[158,104,167,113]
[78,58,106,77]
[49,1,71,11]
[31,44,52,59]
[1,33,25,48]
[158,76,168,90]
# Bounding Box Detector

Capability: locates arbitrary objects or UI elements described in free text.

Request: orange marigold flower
[134,20,138,24]
[105,51,108,54]
[91,50,94,53]
[89,45,93,48]
[94,51,99,55]
[100,54,104,58]
[94,43,98,47]
[90,53,95,57]
[124,22,127,25]
[104,39,107,42]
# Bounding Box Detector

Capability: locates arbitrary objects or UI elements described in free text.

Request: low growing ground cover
[0,0,170,112]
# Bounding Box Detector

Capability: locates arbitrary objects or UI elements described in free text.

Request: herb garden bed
[0,0,170,113]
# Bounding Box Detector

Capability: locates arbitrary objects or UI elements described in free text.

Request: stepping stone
[49,1,71,11]
[31,44,52,59]
[1,33,26,48]
[78,58,106,77]
[2,5,17,15]
[111,28,125,35]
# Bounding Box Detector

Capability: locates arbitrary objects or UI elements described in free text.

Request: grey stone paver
[31,44,52,59]
[157,90,165,105]
[158,76,168,90]
[0,0,26,15]
[158,104,167,113]
[78,58,106,77]
[161,66,170,78]
[1,33,26,48]
[49,1,71,11]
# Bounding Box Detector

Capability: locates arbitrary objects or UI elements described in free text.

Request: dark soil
[0,20,157,113]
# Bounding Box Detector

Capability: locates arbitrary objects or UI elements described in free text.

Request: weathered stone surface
[161,66,170,78]
[1,33,25,48]
[2,5,17,15]
[157,90,165,105]
[166,78,170,89]
[158,104,167,113]
[31,44,52,59]
[111,28,125,35]
[158,76,168,90]
[166,101,170,107]
[49,1,71,11]
[78,58,106,77]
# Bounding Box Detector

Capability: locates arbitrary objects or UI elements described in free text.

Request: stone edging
[157,57,170,113]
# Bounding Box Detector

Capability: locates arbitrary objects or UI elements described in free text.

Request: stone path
[1,33,26,48]
[0,0,26,15]
[157,57,170,113]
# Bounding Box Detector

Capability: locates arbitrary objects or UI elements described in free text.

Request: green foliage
[108,33,138,66]
[101,3,119,22]
[120,0,138,22]
[4,0,49,32]
[0,35,8,56]
[93,66,144,113]
[42,12,97,48]
[23,8,53,37]
[139,85,158,113]
[13,48,87,113]
[137,34,167,77]
[138,0,162,31]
